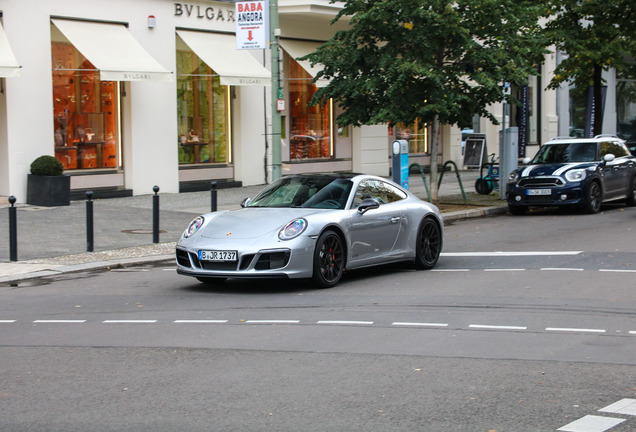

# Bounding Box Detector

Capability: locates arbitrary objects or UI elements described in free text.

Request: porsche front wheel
[312,230,345,288]
[414,217,442,270]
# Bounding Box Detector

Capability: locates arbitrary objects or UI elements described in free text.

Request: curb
[0,205,508,285]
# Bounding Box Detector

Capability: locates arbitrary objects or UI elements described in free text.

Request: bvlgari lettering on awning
[122,73,152,81]
[174,3,235,21]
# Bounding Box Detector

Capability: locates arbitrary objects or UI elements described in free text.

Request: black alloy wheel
[414,217,442,270]
[581,181,602,214]
[312,230,345,288]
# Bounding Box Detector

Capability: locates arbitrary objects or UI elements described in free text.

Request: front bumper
[175,236,316,280]
[506,181,585,207]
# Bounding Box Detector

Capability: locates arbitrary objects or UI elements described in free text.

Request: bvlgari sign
[235,1,268,50]
[174,3,235,21]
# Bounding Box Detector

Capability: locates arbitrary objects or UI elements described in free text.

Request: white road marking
[599,269,636,273]
[541,268,584,271]
[599,398,636,416]
[174,320,228,324]
[33,320,86,323]
[431,269,470,272]
[244,320,300,324]
[392,322,448,327]
[469,324,527,331]
[557,415,625,432]
[0,320,16,323]
[102,320,158,324]
[442,251,583,257]
[483,268,526,272]
[317,320,373,325]
[546,327,606,333]
[630,331,636,335]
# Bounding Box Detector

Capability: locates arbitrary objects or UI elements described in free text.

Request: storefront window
[393,120,429,154]
[287,55,332,160]
[617,71,636,152]
[51,41,120,170]
[176,49,229,165]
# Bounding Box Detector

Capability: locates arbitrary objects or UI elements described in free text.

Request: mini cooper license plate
[527,189,551,196]
[198,250,237,262]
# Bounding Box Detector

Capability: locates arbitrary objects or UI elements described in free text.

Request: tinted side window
[353,180,407,207]
[600,141,629,158]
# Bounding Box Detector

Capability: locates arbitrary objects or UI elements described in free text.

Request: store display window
[176,48,230,165]
[287,54,332,161]
[51,38,120,170]
[392,120,429,154]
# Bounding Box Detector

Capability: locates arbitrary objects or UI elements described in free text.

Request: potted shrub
[26,155,70,206]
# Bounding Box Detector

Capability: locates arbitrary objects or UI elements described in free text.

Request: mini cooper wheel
[312,230,345,288]
[581,181,602,214]
[414,217,442,270]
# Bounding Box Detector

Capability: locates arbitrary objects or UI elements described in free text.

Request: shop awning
[279,39,328,88]
[0,22,20,77]
[176,30,270,86]
[51,19,172,82]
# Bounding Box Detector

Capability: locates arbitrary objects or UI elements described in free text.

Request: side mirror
[522,157,532,165]
[603,153,615,163]
[357,198,380,214]
[241,197,251,208]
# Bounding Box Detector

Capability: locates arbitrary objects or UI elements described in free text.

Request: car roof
[282,172,361,180]
[544,135,625,145]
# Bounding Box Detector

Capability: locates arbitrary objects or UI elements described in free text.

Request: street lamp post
[270,0,282,182]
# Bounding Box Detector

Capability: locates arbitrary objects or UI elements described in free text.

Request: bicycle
[475,153,499,195]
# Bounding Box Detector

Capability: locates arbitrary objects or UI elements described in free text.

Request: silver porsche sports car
[176,173,443,288]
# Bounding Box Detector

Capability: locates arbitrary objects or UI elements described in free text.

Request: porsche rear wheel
[414,217,442,270]
[312,230,345,288]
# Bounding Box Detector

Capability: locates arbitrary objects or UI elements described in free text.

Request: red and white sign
[236,1,268,50]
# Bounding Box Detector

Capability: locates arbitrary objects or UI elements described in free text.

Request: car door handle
[390,216,401,223]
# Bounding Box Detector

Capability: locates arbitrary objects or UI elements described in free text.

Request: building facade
[4,0,618,204]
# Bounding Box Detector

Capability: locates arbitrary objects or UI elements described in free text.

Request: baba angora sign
[235,1,268,50]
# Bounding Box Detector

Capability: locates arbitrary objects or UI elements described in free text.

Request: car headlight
[508,171,520,183]
[279,218,307,240]
[565,169,587,182]
[183,216,205,238]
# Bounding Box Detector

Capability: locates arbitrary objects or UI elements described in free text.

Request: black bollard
[8,196,17,262]
[210,181,217,212]
[86,191,94,252]
[152,185,160,244]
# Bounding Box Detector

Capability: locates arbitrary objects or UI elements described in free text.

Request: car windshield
[248,176,353,209]
[532,142,598,164]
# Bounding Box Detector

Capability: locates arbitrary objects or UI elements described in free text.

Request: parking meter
[392,139,409,189]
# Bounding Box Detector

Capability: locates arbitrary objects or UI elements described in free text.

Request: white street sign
[236,1,268,50]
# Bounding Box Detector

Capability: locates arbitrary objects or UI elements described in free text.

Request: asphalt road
[1,205,635,432]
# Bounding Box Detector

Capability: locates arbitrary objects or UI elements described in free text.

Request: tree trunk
[593,64,604,135]
[429,115,440,202]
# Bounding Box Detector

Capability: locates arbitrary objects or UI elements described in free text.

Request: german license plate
[198,250,237,262]
[527,189,551,196]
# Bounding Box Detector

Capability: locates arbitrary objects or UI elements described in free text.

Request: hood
[519,162,596,178]
[200,207,324,240]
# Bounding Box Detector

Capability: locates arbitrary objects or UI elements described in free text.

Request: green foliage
[544,0,636,91]
[30,155,64,176]
[302,0,549,128]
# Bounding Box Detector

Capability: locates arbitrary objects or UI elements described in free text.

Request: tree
[544,0,636,136]
[303,0,548,200]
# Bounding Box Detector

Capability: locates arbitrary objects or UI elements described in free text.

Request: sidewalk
[0,170,507,284]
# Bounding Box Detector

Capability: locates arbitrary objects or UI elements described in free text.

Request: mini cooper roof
[544,135,626,145]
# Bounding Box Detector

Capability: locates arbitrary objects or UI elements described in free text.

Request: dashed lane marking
[599,399,636,416]
[102,320,158,324]
[546,327,606,334]
[469,324,528,331]
[557,415,625,432]
[392,322,448,327]
[441,251,583,257]
[33,320,86,323]
[316,320,374,325]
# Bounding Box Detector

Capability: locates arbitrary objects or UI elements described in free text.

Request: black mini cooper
[506,136,636,214]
